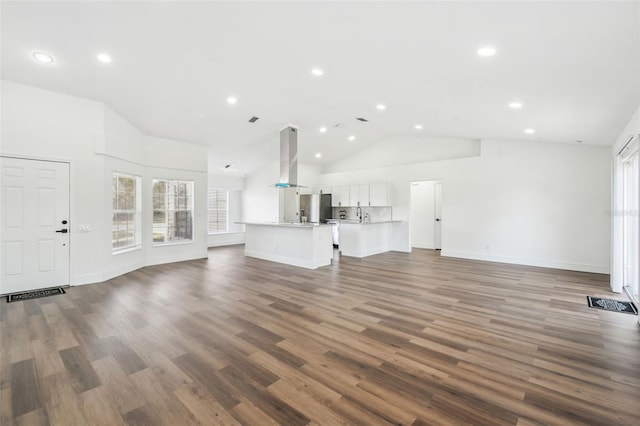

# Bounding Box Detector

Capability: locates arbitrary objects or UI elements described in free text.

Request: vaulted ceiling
[2,1,638,175]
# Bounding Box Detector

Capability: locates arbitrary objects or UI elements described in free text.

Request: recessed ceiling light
[315,153,322,158]
[508,102,523,109]
[32,52,54,63]
[319,127,327,133]
[477,46,497,57]
[226,96,237,105]
[348,135,356,141]
[524,128,535,134]
[97,53,112,63]
[414,124,423,130]
[311,68,323,77]
[376,104,386,111]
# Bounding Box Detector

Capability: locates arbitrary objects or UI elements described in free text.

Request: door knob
[55,229,68,233]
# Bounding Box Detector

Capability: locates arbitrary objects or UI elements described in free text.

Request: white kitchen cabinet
[319,186,332,195]
[349,184,369,206]
[339,221,393,257]
[331,185,350,207]
[369,182,390,206]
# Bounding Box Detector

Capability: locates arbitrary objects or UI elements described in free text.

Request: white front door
[1,157,70,294]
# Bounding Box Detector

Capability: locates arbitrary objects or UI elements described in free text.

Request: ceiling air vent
[248,116,259,123]
[356,118,368,122]
[334,123,346,129]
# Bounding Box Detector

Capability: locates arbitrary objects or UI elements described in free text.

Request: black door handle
[435,218,441,222]
[55,229,68,233]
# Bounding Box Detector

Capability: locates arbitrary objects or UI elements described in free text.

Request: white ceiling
[2,1,638,176]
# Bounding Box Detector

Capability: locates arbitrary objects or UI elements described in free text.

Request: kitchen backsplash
[332,206,392,222]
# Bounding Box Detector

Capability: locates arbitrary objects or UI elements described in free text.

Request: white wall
[320,137,612,273]
[410,180,437,249]
[1,81,108,284]
[1,81,209,286]
[145,135,208,172]
[325,135,481,173]
[99,113,209,281]
[243,161,280,222]
[208,173,245,247]
[242,160,321,222]
[611,105,640,291]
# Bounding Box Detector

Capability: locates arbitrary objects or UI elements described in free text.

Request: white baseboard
[411,242,435,249]
[440,250,610,274]
[244,249,331,269]
[145,252,208,267]
[208,232,245,247]
[72,253,207,286]
[341,247,389,258]
[73,260,145,286]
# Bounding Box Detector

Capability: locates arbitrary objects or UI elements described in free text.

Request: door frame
[1,154,74,289]
[619,140,639,306]
[409,179,443,251]
[434,181,442,250]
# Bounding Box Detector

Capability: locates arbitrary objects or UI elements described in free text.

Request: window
[152,179,194,244]
[208,189,228,233]
[112,173,141,251]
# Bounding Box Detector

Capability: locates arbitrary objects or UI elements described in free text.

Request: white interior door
[434,182,442,250]
[1,157,70,294]
[410,181,435,248]
[410,180,442,250]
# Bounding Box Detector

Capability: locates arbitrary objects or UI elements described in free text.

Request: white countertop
[237,221,332,228]
[331,220,400,225]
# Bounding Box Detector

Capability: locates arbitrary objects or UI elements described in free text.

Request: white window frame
[112,172,142,253]
[152,179,194,245]
[208,188,229,234]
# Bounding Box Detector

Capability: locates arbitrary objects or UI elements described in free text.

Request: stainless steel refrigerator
[299,193,332,223]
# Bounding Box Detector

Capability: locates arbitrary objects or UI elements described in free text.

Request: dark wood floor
[1,246,639,425]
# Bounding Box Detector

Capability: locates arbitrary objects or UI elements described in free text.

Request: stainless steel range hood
[275,126,304,188]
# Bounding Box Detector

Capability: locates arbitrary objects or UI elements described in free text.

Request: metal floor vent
[248,116,259,123]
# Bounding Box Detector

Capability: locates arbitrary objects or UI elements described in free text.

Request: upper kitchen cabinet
[349,184,370,207]
[369,182,391,206]
[319,186,332,195]
[331,185,350,207]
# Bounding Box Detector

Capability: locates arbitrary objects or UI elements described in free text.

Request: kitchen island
[239,222,334,269]
[339,220,401,258]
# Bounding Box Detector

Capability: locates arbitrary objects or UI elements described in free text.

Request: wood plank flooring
[1,246,639,425]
